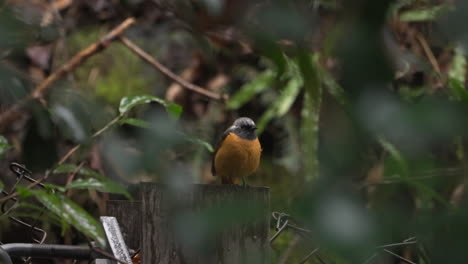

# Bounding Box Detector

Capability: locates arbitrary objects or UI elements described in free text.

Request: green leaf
[0,180,3,192]
[379,138,451,207]
[398,85,427,102]
[52,164,131,199]
[119,118,152,129]
[0,135,12,159]
[388,0,414,17]
[17,186,34,198]
[119,95,183,120]
[15,202,66,227]
[277,78,302,116]
[448,46,468,103]
[226,69,275,110]
[298,52,322,182]
[257,77,302,133]
[23,189,106,246]
[399,4,450,22]
[44,184,66,192]
[379,137,410,177]
[257,63,303,133]
[53,164,100,178]
[66,178,131,199]
[178,132,214,153]
[319,65,348,106]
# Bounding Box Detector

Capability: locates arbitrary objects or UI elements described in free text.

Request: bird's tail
[221,176,240,184]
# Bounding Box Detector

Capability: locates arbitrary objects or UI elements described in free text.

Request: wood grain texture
[106,200,142,251]
[141,183,270,264]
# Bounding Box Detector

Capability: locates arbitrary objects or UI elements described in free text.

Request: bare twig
[383,249,416,264]
[298,247,320,264]
[278,234,301,264]
[32,18,136,99]
[362,253,379,264]
[85,237,128,264]
[416,32,441,75]
[58,115,121,165]
[65,161,85,186]
[0,18,136,131]
[376,237,417,249]
[118,36,226,102]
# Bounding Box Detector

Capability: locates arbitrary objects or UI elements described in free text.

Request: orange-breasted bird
[212,117,262,185]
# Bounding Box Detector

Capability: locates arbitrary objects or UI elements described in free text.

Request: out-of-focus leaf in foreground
[119,95,182,120]
[17,187,106,247]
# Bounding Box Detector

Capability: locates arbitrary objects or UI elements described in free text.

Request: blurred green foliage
[3,0,468,263]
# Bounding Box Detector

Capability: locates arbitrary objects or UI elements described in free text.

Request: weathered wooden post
[141,183,270,264]
[107,183,270,264]
[106,200,142,251]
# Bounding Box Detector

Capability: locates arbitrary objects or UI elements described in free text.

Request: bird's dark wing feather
[211,127,234,176]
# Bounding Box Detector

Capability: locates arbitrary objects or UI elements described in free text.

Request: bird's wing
[211,126,234,176]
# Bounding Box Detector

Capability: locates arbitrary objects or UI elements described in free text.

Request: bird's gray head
[230,117,258,140]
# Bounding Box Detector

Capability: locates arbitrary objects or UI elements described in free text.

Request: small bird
[212,117,262,185]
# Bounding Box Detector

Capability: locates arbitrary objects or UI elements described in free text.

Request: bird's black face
[231,117,258,140]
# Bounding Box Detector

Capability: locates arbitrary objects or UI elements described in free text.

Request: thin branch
[32,18,136,99]
[376,238,417,249]
[58,115,120,165]
[362,253,379,264]
[118,36,227,102]
[0,18,136,131]
[85,236,127,264]
[383,249,417,264]
[65,161,85,186]
[278,234,301,264]
[416,32,441,75]
[299,247,320,264]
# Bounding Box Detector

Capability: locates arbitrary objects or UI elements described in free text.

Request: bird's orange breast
[214,133,261,182]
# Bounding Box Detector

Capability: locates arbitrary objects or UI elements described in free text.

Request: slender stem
[119,36,226,102]
[58,116,121,165]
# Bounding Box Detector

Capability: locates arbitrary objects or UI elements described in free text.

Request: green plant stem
[58,115,121,165]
